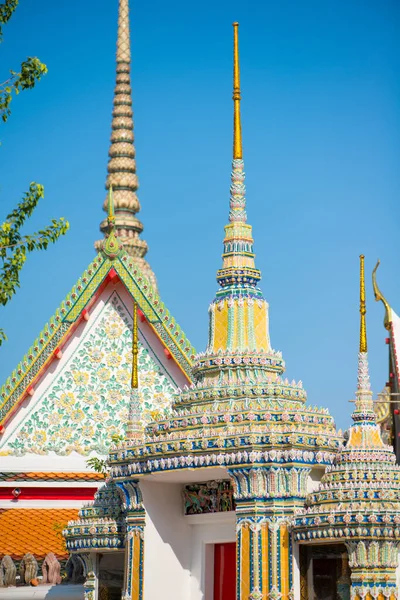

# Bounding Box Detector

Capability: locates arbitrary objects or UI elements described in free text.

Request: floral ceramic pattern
[5,293,176,456]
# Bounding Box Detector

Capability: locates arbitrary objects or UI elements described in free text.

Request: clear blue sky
[1,0,399,431]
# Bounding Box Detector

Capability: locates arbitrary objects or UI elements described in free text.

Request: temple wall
[397,550,400,589]
[292,538,301,600]
[187,511,236,600]
[141,481,191,600]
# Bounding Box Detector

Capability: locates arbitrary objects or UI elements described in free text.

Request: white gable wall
[0,282,188,464]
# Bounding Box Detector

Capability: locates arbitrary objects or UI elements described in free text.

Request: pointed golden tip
[233,20,242,160]
[107,185,115,226]
[233,22,239,26]
[359,254,367,353]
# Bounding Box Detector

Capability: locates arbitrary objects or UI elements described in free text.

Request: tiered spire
[294,256,400,600]
[216,23,261,290]
[206,23,272,370]
[95,0,157,290]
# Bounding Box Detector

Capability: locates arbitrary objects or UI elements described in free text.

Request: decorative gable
[0,250,195,458]
[1,289,179,456]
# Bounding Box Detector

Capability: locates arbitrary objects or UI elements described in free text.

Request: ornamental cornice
[145,404,337,437]
[191,351,286,377]
[173,382,306,406]
[109,447,337,479]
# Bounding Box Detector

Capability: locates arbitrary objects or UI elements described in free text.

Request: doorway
[299,543,350,600]
[213,542,236,600]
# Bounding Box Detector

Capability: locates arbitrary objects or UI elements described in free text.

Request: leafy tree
[0,0,69,345]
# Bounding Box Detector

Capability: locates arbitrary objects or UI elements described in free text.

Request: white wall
[307,467,325,493]
[141,481,191,600]
[0,585,84,599]
[188,512,236,600]
[292,538,301,600]
[397,550,400,590]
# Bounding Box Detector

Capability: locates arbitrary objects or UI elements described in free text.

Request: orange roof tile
[0,509,78,560]
[0,471,105,482]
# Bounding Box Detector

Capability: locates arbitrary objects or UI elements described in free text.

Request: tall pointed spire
[95,0,157,291]
[216,23,260,290]
[232,23,243,162]
[352,254,376,426]
[201,23,279,381]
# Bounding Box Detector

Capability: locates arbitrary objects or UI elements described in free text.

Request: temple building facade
[0,1,399,599]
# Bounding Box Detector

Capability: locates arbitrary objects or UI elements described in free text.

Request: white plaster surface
[0,585,84,599]
[188,512,236,600]
[397,549,400,590]
[1,281,189,460]
[0,500,88,508]
[141,480,191,600]
[307,467,324,493]
[292,539,301,600]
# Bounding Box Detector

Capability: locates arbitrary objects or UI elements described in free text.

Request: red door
[214,542,236,600]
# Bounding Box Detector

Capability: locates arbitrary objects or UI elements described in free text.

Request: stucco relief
[4,292,176,456]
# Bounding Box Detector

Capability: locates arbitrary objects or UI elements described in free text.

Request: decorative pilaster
[117,481,145,600]
[80,553,98,600]
[229,467,306,599]
[346,541,399,600]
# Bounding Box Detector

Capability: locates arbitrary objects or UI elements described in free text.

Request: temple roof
[0,472,105,483]
[0,509,78,560]
[0,249,195,433]
[64,481,124,554]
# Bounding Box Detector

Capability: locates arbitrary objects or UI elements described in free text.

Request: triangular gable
[0,250,196,442]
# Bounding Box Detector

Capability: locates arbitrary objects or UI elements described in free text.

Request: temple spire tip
[359,254,367,353]
[233,22,242,160]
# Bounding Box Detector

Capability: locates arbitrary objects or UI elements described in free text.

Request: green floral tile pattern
[3,292,176,456]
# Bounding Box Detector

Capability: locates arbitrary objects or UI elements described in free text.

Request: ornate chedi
[107,23,342,600]
[94,0,157,290]
[294,256,400,600]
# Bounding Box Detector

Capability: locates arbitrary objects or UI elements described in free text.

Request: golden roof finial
[372,260,392,331]
[131,301,138,389]
[107,185,115,227]
[359,254,367,353]
[233,22,242,160]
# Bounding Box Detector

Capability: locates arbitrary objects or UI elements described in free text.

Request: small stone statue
[20,553,38,585]
[42,552,62,585]
[0,555,16,587]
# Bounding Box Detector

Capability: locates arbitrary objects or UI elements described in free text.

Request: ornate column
[230,466,308,600]
[81,553,98,600]
[118,481,146,600]
[346,541,399,600]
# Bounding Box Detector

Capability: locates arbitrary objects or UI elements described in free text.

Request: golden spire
[131,301,138,389]
[103,185,121,258]
[107,185,115,226]
[233,22,242,160]
[126,301,142,441]
[359,254,367,353]
[372,260,392,331]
